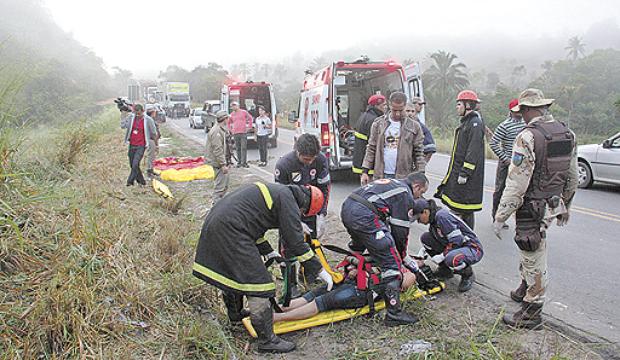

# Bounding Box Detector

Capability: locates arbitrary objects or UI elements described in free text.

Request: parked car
[189,108,205,129]
[577,131,620,188]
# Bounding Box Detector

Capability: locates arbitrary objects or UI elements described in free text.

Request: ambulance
[289,58,424,172]
[221,81,279,147]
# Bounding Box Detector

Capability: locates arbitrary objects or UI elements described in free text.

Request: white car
[577,132,620,188]
[189,108,205,129]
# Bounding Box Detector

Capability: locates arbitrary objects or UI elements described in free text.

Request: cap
[511,88,554,112]
[215,110,229,120]
[367,94,386,106]
[508,98,519,111]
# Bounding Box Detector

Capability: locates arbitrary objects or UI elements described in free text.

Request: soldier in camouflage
[493,89,578,329]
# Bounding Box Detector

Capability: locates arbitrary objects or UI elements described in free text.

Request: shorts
[302,283,370,312]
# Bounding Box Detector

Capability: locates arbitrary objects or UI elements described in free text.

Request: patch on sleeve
[512,152,525,166]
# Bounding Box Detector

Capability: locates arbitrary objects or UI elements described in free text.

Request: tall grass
[0,108,242,359]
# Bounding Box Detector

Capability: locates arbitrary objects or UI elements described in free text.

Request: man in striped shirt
[490,99,525,220]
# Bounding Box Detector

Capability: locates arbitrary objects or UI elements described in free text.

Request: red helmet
[304,185,324,217]
[456,90,480,103]
[368,94,386,106]
[508,98,519,110]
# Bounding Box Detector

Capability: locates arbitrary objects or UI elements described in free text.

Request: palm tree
[565,36,586,62]
[422,51,470,128]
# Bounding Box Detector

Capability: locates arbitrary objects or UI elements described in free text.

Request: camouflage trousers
[518,237,548,304]
[212,167,229,206]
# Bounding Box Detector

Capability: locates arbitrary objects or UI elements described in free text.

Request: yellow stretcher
[242,282,445,337]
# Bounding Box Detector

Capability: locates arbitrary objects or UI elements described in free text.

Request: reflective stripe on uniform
[318,174,330,184]
[441,193,482,211]
[463,162,476,170]
[389,218,411,227]
[354,131,368,141]
[368,187,407,202]
[447,229,462,239]
[192,262,276,292]
[297,249,315,262]
[255,182,273,210]
[256,237,268,244]
[352,166,374,175]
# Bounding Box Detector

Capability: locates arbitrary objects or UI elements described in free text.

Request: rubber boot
[221,291,250,322]
[502,301,543,330]
[383,278,419,327]
[455,266,475,292]
[510,280,528,303]
[249,298,296,353]
[433,262,454,280]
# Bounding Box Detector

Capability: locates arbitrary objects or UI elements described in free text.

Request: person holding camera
[254,105,272,167]
[120,103,158,186]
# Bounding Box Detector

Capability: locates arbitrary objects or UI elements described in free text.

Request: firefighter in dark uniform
[434,90,485,230]
[340,174,425,326]
[493,89,577,329]
[192,182,332,353]
[352,94,387,175]
[275,134,330,294]
[410,198,484,292]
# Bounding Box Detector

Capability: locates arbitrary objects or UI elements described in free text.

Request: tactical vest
[525,118,574,200]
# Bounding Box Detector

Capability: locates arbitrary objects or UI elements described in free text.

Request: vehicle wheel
[578,160,593,188]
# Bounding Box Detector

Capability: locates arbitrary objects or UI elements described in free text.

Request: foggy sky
[43,0,620,76]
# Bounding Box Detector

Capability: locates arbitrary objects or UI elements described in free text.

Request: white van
[290,59,424,172]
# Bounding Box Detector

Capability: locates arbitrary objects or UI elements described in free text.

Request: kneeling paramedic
[273,268,418,323]
[411,199,484,292]
[340,174,426,326]
[192,182,333,353]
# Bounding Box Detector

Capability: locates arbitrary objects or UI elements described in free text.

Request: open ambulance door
[404,62,426,125]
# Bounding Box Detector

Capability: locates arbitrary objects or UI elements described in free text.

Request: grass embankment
[0,108,247,359]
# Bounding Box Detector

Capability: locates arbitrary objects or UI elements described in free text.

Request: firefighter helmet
[304,185,324,217]
[456,90,480,103]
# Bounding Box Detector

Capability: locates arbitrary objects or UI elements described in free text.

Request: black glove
[301,257,322,284]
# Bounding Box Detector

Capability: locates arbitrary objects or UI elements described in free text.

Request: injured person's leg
[273,272,417,323]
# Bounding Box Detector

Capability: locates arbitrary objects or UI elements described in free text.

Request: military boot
[503,302,543,330]
[252,304,296,353]
[510,280,528,303]
[383,279,419,327]
[433,262,454,280]
[455,266,475,292]
[221,291,250,322]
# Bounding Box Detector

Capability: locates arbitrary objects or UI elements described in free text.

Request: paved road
[167,118,620,343]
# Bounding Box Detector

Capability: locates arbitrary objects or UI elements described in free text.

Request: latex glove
[557,212,570,226]
[317,269,334,291]
[316,214,326,239]
[301,222,312,236]
[415,247,429,260]
[264,250,280,261]
[430,253,445,264]
[457,175,468,185]
[403,255,420,273]
[493,220,506,239]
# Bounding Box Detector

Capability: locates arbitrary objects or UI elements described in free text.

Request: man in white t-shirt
[361,92,426,185]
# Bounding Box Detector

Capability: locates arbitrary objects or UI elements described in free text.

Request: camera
[114,97,133,112]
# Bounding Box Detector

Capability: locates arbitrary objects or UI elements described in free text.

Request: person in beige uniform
[493,89,578,329]
[205,110,232,205]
